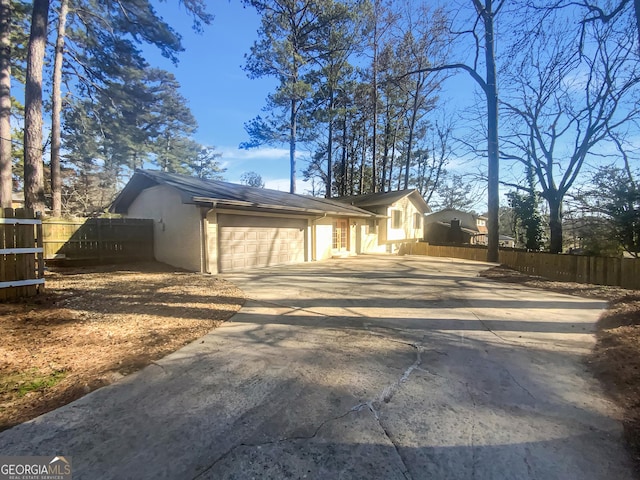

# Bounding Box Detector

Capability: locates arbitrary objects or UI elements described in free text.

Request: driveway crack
[465,382,478,479]
[503,366,537,401]
[348,342,423,480]
[365,402,413,480]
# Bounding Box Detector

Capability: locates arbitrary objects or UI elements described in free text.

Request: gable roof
[110,170,374,217]
[335,189,431,214]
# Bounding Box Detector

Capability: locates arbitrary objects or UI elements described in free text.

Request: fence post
[36,212,44,292]
[4,208,16,298]
[0,209,5,301]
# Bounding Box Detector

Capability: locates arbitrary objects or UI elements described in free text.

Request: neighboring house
[11,192,24,209]
[424,208,488,245]
[499,235,516,248]
[111,170,430,273]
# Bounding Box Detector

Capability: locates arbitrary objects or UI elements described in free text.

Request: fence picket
[401,242,640,290]
[42,217,153,264]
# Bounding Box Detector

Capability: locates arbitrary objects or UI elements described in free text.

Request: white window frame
[413,213,422,229]
[391,210,402,229]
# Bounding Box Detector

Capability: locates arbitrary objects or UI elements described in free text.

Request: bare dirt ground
[0,262,244,431]
[481,265,640,470]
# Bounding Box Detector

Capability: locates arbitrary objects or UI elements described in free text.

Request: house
[110,170,430,273]
[499,235,516,248]
[335,190,430,253]
[423,208,488,245]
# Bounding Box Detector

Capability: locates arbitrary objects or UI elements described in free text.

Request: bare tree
[405,0,504,262]
[419,119,453,205]
[549,0,640,48]
[501,9,640,253]
[395,4,449,190]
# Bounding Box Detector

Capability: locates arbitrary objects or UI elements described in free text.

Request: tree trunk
[548,196,563,254]
[388,122,398,191]
[340,114,347,196]
[481,1,500,263]
[289,98,296,194]
[0,0,11,208]
[380,119,390,193]
[325,90,334,198]
[371,14,378,193]
[404,78,421,190]
[359,124,365,194]
[24,0,50,213]
[51,0,69,217]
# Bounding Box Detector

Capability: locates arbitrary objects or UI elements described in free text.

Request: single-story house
[423,208,488,245]
[110,170,431,273]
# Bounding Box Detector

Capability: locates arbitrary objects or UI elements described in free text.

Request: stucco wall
[314,216,334,260]
[127,185,203,272]
[353,219,383,254]
[385,197,424,244]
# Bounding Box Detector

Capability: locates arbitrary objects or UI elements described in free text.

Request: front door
[333,219,348,251]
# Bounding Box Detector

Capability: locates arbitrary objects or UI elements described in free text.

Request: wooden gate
[0,208,45,300]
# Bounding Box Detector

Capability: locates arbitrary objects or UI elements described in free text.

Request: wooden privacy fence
[399,242,640,290]
[0,208,44,300]
[43,217,154,264]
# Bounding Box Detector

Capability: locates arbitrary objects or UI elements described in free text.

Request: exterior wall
[205,211,218,274]
[314,216,335,260]
[353,218,384,254]
[313,216,381,259]
[127,185,203,272]
[384,197,425,247]
[424,222,473,244]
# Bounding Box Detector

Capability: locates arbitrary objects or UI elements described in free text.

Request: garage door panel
[218,215,306,272]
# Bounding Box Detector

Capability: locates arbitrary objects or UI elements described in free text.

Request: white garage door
[218,214,306,272]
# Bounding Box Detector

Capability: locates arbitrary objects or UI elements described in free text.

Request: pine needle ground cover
[0,262,244,431]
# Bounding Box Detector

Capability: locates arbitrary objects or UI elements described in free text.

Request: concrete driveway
[0,255,633,479]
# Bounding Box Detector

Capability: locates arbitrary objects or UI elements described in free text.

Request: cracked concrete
[0,255,634,479]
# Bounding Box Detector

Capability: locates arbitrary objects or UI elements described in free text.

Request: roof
[335,189,431,214]
[110,170,374,217]
[425,208,485,232]
[434,221,478,236]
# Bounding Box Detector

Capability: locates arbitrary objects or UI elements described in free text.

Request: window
[391,210,402,229]
[413,213,422,229]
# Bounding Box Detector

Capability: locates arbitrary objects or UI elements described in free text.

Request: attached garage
[217,214,306,272]
[111,170,379,273]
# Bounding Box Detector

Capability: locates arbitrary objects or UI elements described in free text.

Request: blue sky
[148,1,480,195]
[144,0,511,209]
[148,1,299,191]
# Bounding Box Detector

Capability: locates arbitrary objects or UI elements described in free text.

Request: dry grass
[481,265,640,469]
[0,262,244,431]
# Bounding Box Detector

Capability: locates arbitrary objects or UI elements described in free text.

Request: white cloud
[219,145,290,161]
